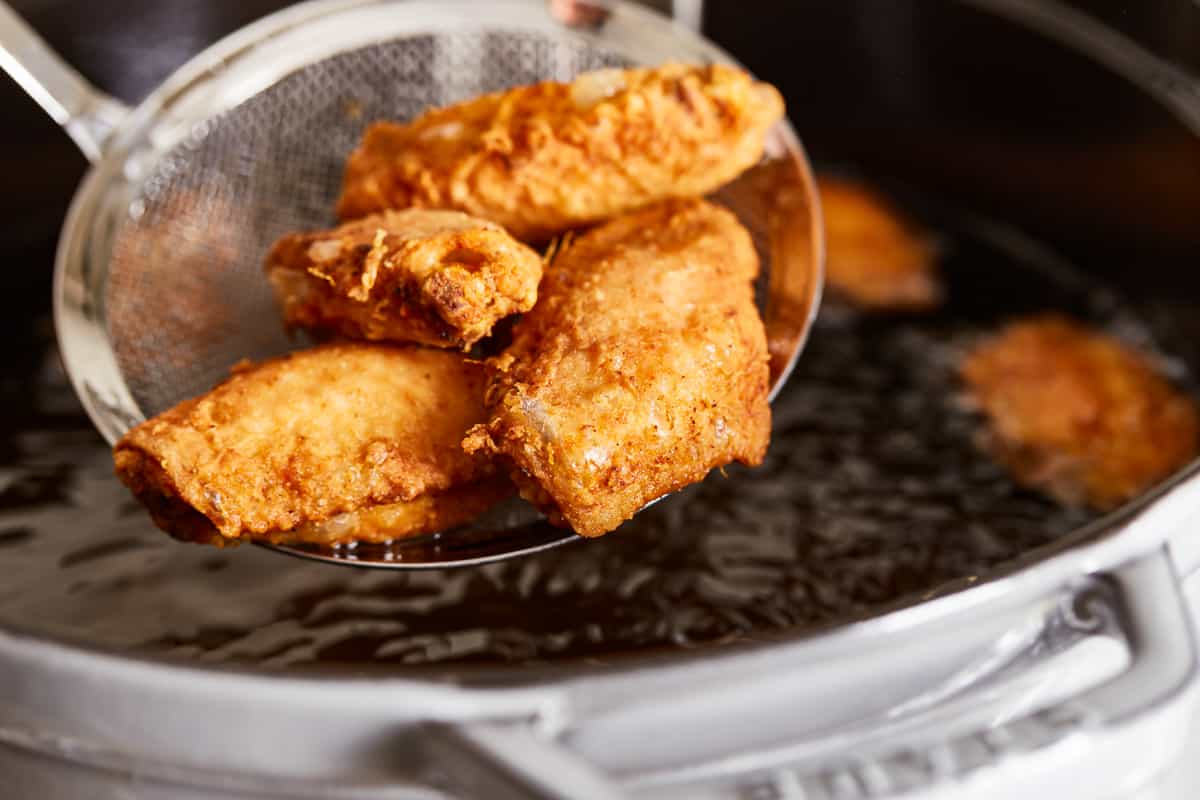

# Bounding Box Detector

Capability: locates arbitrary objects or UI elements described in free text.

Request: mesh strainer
[0,0,823,567]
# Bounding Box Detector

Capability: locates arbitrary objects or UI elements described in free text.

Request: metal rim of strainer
[49,0,824,568]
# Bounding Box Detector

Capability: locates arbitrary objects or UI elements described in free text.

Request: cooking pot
[1,1,1199,798]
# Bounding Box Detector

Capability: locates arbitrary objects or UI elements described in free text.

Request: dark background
[2,0,1199,372]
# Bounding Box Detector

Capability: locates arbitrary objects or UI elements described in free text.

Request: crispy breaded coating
[265,209,543,349]
[337,63,785,241]
[961,316,1199,510]
[128,476,512,548]
[464,199,771,537]
[280,478,512,547]
[818,176,940,310]
[114,343,508,545]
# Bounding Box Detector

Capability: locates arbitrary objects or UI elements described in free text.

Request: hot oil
[0,211,1178,670]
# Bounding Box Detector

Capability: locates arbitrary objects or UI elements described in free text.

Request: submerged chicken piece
[464,199,771,537]
[114,344,508,546]
[961,316,1199,510]
[818,176,940,310]
[337,63,785,241]
[265,209,543,349]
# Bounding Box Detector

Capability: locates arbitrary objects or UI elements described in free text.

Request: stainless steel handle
[667,542,1190,796]
[0,0,707,161]
[1061,545,1195,719]
[420,721,628,799]
[422,544,1196,800]
[720,544,1198,799]
[550,0,703,32]
[0,1,129,161]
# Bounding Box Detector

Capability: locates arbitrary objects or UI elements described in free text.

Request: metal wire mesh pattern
[106,31,632,416]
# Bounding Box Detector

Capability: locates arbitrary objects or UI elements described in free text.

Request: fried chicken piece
[265,209,543,349]
[280,478,512,547]
[818,176,940,310]
[337,63,785,241]
[961,316,1199,510]
[464,199,771,537]
[114,343,509,546]
[130,475,511,548]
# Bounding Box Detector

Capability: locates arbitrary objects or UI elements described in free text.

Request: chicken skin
[114,343,508,546]
[961,316,1198,510]
[464,199,771,537]
[818,176,940,311]
[265,209,543,349]
[337,63,785,241]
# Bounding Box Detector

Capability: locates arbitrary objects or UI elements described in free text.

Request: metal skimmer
[0,0,822,568]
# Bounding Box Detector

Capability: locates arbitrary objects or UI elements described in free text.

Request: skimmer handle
[0,1,128,161]
[551,0,703,32]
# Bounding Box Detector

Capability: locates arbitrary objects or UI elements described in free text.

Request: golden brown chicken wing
[818,176,940,310]
[265,209,543,349]
[464,199,771,537]
[337,63,785,241]
[282,479,511,547]
[114,343,509,546]
[961,316,1198,510]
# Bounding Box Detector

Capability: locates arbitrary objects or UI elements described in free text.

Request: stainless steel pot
[1,1,1199,798]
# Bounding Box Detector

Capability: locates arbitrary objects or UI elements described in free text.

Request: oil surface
[4,214,1170,672]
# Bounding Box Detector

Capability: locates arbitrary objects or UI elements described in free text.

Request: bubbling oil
[1,211,1178,671]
